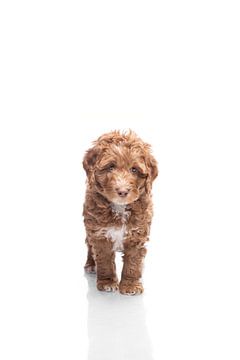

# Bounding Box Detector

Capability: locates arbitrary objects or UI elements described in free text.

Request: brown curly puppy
[83,130,158,295]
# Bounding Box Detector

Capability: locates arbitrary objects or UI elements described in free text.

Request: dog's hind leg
[84,240,96,274]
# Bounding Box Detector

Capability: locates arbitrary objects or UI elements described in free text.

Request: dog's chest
[106,226,126,251]
[106,204,130,251]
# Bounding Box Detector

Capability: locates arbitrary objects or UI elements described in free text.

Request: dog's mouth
[111,197,131,205]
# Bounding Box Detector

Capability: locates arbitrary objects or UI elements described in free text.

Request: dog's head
[83,130,158,205]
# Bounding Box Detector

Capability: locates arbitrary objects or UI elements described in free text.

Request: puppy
[83,130,158,295]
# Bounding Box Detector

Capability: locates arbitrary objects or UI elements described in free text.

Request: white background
[0,1,240,359]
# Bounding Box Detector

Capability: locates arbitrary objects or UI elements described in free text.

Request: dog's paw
[84,264,96,274]
[97,279,119,292]
[119,280,144,296]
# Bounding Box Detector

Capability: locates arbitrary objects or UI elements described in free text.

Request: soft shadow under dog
[86,274,153,360]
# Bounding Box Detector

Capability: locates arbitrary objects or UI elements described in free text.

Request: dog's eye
[130,167,138,174]
[107,164,115,171]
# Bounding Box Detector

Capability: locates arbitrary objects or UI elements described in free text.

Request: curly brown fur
[82,130,158,295]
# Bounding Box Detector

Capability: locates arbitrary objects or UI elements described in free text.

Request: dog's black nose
[116,188,129,197]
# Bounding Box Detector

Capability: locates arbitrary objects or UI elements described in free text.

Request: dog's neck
[110,202,131,223]
[110,203,126,215]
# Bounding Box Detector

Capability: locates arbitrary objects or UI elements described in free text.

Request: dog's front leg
[93,237,119,292]
[120,244,147,295]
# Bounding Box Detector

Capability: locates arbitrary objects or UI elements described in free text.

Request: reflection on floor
[85,274,153,360]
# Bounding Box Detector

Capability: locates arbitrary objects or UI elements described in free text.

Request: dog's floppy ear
[149,154,158,181]
[145,154,158,194]
[83,146,99,177]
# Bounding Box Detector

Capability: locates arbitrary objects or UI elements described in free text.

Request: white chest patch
[106,226,126,252]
